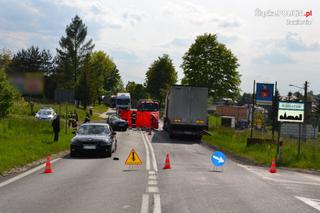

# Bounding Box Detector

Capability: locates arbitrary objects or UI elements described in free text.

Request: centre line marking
[140,194,149,213]
[143,132,158,172]
[154,194,161,213]
[141,131,150,171]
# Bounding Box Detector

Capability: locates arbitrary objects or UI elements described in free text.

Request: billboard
[278,102,304,123]
[256,83,274,105]
[10,73,44,95]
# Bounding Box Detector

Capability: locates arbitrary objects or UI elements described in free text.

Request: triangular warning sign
[125,149,142,165]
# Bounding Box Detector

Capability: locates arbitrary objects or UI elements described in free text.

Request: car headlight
[102,139,112,145]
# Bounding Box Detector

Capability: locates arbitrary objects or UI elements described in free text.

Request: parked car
[35,108,57,121]
[107,114,128,131]
[70,123,117,157]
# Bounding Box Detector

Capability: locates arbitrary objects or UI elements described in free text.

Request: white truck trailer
[163,85,208,139]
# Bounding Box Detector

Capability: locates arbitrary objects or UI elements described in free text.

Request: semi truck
[163,85,208,139]
[116,93,131,110]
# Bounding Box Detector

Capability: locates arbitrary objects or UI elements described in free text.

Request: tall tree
[0,49,12,71]
[56,15,94,89]
[74,51,122,107]
[0,68,17,117]
[237,92,252,106]
[8,46,54,75]
[181,33,241,101]
[145,54,177,103]
[126,81,148,107]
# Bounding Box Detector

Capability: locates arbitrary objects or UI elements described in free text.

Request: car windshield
[39,110,53,115]
[78,125,109,135]
[140,103,159,111]
[117,99,130,105]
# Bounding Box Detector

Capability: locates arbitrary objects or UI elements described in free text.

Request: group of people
[51,108,94,142]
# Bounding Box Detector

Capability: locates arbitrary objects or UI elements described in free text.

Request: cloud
[122,11,144,26]
[253,51,296,65]
[162,1,241,28]
[279,32,320,52]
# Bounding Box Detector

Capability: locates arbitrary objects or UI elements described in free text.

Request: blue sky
[0,0,319,94]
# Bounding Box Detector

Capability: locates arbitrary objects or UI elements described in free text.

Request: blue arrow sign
[211,151,226,167]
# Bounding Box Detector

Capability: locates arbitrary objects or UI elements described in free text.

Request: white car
[35,108,57,121]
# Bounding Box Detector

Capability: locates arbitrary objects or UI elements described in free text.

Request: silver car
[35,108,57,121]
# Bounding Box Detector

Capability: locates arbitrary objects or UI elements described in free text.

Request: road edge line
[0,158,61,188]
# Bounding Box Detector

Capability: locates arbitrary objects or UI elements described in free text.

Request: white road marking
[238,164,320,186]
[147,186,159,193]
[149,176,157,180]
[141,131,150,171]
[140,194,149,213]
[0,158,61,188]
[154,194,161,213]
[296,196,320,211]
[143,132,158,172]
[149,171,156,175]
[148,180,158,185]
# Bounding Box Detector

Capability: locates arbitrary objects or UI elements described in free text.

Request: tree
[8,46,54,75]
[0,49,12,71]
[181,33,241,101]
[237,92,252,106]
[56,15,94,89]
[126,81,148,107]
[0,68,17,118]
[293,91,303,101]
[145,54,177,103]
[74,51,122,107]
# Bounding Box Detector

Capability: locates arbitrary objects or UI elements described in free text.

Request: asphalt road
[1,128,320,213]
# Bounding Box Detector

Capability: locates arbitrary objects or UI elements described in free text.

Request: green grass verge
[202,127,320,170]
[0,115,72,174]
[0,100,108,174]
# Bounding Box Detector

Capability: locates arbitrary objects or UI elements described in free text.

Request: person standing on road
[52,115,60,142]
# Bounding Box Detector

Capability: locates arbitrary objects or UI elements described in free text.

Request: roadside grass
[0,100,108,175]
[0,115,72,174]
[202,127,320,170]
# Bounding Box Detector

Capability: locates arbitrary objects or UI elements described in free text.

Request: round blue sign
[211,151,226,167]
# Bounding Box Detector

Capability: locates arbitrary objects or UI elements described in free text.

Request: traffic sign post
[211,151,227,171]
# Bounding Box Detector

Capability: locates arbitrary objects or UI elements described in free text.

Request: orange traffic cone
[163,153,171,169]
[269,158,277,173]
[44,155,53,174]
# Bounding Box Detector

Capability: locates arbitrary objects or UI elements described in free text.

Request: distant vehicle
[35,108,57,121]
[70,123,117,158]
[107,114,128,131]
[116,93,131,110]
[137,100,159,112]
[110,95,116,108]
[163,85,208,139]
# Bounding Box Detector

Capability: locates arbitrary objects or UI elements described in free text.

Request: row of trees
[0,16,123,110]
[130,33,241,106]
[1,15,243,116]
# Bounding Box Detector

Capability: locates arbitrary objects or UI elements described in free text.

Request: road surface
[1,128,320,213]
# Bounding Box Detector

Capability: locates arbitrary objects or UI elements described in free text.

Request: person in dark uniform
[84,113,90,123]
[52,115,60,142]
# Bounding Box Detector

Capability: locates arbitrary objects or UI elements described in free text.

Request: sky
[0,0,319,95]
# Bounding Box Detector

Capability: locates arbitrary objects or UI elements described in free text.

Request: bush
[0,69,17,118]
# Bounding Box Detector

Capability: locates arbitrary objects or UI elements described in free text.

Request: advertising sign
[278,102,304,123]
[256,83,274,105]
[10,73,43,95]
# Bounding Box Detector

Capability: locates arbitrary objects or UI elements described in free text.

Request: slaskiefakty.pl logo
[255,8,313,25]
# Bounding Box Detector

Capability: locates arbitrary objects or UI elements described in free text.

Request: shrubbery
[0,68,17,118]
